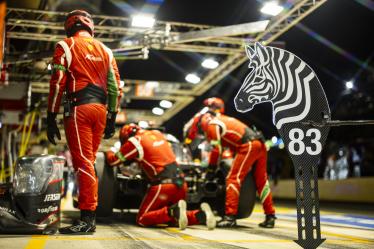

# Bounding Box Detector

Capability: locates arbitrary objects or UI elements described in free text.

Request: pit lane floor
[1,195,373,249]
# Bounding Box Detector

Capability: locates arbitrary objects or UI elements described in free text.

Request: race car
[0,155,65,234]
[81,134,257,218]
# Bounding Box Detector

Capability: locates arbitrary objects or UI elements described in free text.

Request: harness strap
[241,127,265,144]
[69,83,107,106]
[151,163,185,187]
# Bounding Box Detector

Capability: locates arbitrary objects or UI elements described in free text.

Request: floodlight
[152,107,164,115]
[346,81,354,89]
[202,58,219,69]
[131,14,155,28]
[185,73,200,84]
[260,2,284,16]
[138,121,149,128]
[160,100,173,109]
[145,81,159,88]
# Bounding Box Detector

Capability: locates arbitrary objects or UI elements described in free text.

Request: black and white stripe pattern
[234,42,317,129]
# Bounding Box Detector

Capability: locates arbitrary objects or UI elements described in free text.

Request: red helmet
[184,112,213,143]
[120,123,140,144]
[64,10,94,37]
[203,97,225,113]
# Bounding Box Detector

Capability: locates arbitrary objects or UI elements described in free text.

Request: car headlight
[13,155,65,195]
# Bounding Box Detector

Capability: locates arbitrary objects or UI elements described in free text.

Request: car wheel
[96,152,117,217]
[236,171,256,219]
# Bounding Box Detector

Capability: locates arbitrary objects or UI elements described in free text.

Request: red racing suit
[106,129,200,226]
[48,30,122,211]
[203,114,275,216]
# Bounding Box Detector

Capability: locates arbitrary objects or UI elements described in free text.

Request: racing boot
[168,200,187,230]
[259,214,276,228]
[196,202,216,230]
[217,215,236,228]
[59,210,96,234]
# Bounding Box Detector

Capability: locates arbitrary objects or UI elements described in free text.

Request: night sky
[108,0,374,140]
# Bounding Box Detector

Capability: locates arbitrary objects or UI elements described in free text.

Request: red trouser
[137,183,200,227]
[226,140,275,215]
[64,103,106,211]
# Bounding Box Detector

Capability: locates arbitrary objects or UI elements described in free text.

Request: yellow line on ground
[165,227,182,233]
[24,235,47,249]
[19,233,374,245]
[322,231,374,244]
[243,218,374,245]
[33,236,293,243]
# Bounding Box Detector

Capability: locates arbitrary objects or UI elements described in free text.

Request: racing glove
[103,111,117,139]
[47,112,61,145]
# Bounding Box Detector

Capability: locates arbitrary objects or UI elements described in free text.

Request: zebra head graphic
[235,42,276,113]
[235,42,330,130]
[235,43,332,249]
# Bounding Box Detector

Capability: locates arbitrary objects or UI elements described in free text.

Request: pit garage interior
[1,0,374,248]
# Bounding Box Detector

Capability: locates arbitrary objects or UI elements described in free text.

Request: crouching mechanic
[186,97,276,228]
[105,124,216,230]
[46,10,122,234]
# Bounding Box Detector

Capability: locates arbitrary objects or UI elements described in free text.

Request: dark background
[108,0,374,178]
[107,0,374,140]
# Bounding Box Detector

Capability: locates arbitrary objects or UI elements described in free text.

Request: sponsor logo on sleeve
[85,54,103,61]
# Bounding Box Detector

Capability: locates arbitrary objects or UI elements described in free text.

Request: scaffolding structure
[5,0,327,126]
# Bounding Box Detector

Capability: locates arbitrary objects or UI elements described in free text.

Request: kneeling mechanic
[106,124,216,230]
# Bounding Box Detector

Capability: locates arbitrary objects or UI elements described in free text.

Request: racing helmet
[120,123,140,144]
[203,97,225,113]
[184,112,213,144]
[64,10,94,37]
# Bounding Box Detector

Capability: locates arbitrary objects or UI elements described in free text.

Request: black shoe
[59,210,96,234]
[59,220,96,234]
[259,214,276,228]
[168,200,187,230]
[217,215,236,228]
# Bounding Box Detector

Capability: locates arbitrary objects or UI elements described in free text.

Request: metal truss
[255,0,328,44]
[6,0,327,126]
[6,8,251,55]
[163,0,328,122]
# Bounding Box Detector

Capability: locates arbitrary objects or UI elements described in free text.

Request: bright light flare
[152,107,164,115]
[138,121,149,128]
[145,81,159,88]
[185,73,200,84]
[271,136,278,144]
[160,100,173,109]
[260,2,284,16]
[131,14,155,28]
[346,81,354,89]
[202,58,219,69]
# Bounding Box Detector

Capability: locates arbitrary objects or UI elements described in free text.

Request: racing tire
[236,171,256,219]
[96,152,117,217]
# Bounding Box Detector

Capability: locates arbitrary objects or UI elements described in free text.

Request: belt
[69,83,107,107]
[151,162,185,187]
[241,127,265,144]
[72,96,106,107]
